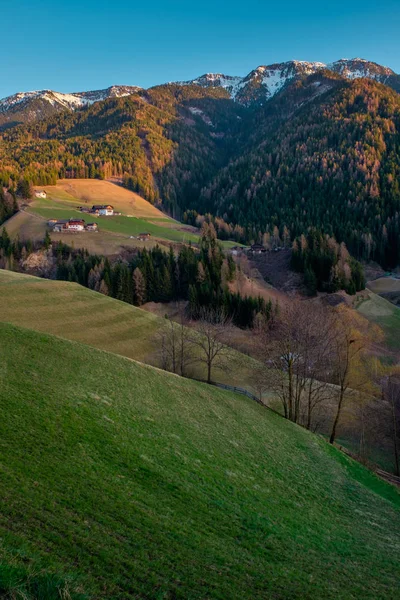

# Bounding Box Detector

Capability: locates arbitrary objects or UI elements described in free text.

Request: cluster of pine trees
[0,187,18,226]
[58,223,272,328]
[291,230,365,295]
[1,224,273,329]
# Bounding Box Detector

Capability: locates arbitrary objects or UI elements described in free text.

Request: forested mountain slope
[0,321,399,599]
[200,76,400,267]
[2,69,400,265]
[0,85,244,216]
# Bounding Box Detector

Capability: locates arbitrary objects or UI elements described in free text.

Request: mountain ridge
[0,85,142,129]
[1,57,399,127]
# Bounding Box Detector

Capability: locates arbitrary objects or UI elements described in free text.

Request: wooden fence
[209,381,280,415]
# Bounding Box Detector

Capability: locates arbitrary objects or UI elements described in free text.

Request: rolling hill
[6,179,240,254]
[358,289,400,352]
[0,321,399,599]
[0,270,259,389]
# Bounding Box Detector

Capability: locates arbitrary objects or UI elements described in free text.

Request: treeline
[0,187,18,226]
[291,230,365,295]
[1,223,273,329]
[57,223,273,328]
[4,76,400,268]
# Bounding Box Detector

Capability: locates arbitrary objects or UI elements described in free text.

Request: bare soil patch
[250,249,303,293]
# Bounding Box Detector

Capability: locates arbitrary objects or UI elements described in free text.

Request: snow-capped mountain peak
[175,73,243,93]
[328,58,396,83]
[178,58,400,106]
[0,57,399,129]
[0,85,142,128]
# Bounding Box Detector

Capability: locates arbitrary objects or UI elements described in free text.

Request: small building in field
[138,232,151,241]
[249,243,266,255]
[91,204,114,216]
[52,219,69,232]
[86,223,98,231]
[67,219,85,231]
[47,218,58,225]
[35,190,47,199]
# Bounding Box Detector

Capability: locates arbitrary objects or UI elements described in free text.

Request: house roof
[91,205,113,210]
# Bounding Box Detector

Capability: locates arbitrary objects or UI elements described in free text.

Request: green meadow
[0,321,399,599]
[27,204,201,244]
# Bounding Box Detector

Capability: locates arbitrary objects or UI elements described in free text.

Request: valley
[1,49,400,600]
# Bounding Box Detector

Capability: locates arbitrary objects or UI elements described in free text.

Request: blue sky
[2,0,400,97]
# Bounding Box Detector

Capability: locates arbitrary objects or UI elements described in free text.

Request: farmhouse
[138,232,151,241]
[52,219,69,232]
[35,191,47,198]
[66,219,85,231]
[91,204,114,216]
[51,218,99,233]
[249,243,266,255]
[52,219,85,232]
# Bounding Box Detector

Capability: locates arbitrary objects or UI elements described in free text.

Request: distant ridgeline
[2,72,400,267]
[0,224,274,329]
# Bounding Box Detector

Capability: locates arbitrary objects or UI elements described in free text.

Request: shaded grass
[0,322,399,599]
[358,291,400,350]
[0,563,87,600]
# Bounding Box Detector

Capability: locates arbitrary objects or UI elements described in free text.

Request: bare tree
[329,307,375,445]
[251,362,271,405]
[189,308,233,384]
[259,300,334,425]
[381,375,400,476]
[299,303,336,430]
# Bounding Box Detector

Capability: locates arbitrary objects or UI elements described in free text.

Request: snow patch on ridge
[0,85,142,114]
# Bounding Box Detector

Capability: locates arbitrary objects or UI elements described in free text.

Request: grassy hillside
[27,180,200,245]
[358,290,400,351]
[367,276,400,294]
[0,270,258,389]
[1,321,399,599]
[0,269,160,362]
[41,179,169,220]
[4,180,239,254]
